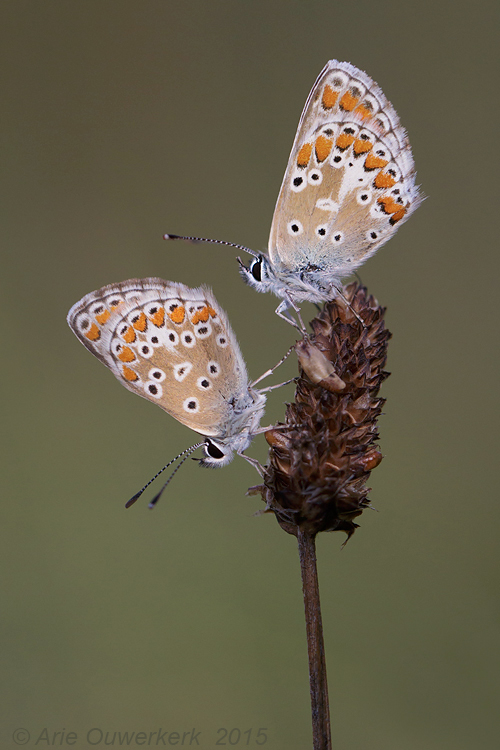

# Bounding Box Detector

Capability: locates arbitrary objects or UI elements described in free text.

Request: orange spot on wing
[118,346,135,363]
[296,143,312,168]
[390,207,406,225]
[378,196,402,215]
[336,133,355,150]
[207,305,217,318]
[168,305,185,324]
[95,309,110,325]
[85,323,100,341]
[364,153,389,170]
[321,84,338,110]
[315,135,333,162]
[355,104,372,120]
[149,307,165,327]
[353,139,373,155]
[374,172,397,189]
[132,312,147,331]
[123,326,136,343]
[191,306,210,325]
[122,365,138,382]
[339,91,359,111]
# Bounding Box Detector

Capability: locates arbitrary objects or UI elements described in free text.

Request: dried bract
[253,283,391,540]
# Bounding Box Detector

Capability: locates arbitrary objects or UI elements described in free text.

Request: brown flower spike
[254,282,391,541]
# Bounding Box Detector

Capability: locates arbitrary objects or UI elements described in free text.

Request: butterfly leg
[250,345,294,387]
[253,423,291,435]
[257,377,296,394]
[333,286,366,328]
[275,298,307,333]
[238,451,265,476]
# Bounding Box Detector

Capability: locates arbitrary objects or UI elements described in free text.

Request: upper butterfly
[166,60,422,324]
[67,278,267,469]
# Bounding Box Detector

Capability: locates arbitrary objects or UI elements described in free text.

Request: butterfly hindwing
[67,278,250,438]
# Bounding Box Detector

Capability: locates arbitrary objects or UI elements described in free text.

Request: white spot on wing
[174,362,192,382]
[316,199,339,213]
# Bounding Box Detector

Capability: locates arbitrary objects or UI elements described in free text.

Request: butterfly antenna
[148,448,200,509]
[163,233,259,259]
[125,442,204,508]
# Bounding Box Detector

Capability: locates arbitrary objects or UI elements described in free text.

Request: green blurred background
[2,1,498,748]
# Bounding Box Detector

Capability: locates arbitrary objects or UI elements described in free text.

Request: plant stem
[298,528,332,750]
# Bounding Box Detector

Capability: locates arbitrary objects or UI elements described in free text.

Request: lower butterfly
[67,278,287,507]
[165,59,422,328]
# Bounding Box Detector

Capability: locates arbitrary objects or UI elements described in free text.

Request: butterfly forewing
[268,60,421,278]
[67,279,249,438]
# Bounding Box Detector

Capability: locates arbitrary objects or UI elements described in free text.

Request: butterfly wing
[67,278,250,439]
[268,60,422,278]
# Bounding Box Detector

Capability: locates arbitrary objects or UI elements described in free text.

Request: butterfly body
[239,60,422,313]
[67,278,266,467]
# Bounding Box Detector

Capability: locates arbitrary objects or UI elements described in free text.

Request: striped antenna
[125,442,204,509]
[163,233,259,258]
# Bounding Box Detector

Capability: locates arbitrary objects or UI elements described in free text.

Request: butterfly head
[237,253,277,296]
[198,438,236,468]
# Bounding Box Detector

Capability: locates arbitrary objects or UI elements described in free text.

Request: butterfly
[67,278,280,505]
[165,60,422,326]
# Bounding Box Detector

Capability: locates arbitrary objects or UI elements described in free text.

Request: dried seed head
[252,283,391,541]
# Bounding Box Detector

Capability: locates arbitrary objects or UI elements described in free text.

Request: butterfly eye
[205,440,225,460]
[250,258,262,282]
